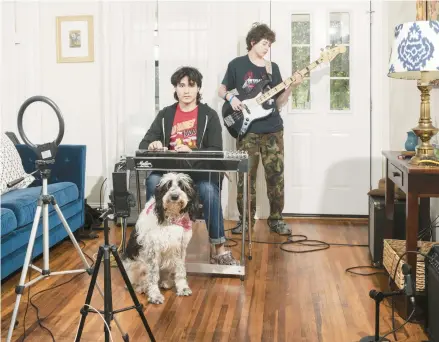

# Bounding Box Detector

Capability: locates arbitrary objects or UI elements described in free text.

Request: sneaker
[210,251,240,265]
[231,220,249,234]
[268,220,291,235]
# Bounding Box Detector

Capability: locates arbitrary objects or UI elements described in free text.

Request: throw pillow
[0,133,35,195]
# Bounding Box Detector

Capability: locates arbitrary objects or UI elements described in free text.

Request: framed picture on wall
[56,15,94,63]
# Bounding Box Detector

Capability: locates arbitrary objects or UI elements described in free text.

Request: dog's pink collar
[146,200,155,215]
[146,200,192,231]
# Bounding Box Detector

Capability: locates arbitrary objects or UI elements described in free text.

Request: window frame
[288,11,316,115]
[326,8,353,114]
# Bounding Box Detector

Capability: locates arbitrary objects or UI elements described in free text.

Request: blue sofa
[1,145,86,280]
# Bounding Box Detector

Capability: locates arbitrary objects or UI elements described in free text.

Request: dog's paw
[133,286,146,294]
[159,280,173,290]
[176,287,192,297]
[148,293,165,304]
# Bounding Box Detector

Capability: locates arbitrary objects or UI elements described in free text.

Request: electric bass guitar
[221,44,347,139]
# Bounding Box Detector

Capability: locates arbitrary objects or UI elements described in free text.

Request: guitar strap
[265,59,284,111]
[264,60,273,82]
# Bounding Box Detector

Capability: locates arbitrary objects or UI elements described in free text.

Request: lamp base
[409,145,439,165]
[410,153,439,166]
[410,142,439,165]
[409,85,439,165]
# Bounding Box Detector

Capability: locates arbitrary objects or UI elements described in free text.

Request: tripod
[6,95,129,342]
[359,289,405,342]
[5,160,128,341]
[110,215,129,267]
[74,208,155,342]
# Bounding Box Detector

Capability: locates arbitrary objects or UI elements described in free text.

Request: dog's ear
[154,183,166,224]
[186,180,199,222]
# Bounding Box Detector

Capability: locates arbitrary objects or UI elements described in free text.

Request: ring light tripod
[5,96,128,342]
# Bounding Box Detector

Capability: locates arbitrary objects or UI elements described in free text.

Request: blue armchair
[1,145,86,280]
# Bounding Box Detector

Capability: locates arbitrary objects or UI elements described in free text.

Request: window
[329,12,350,110]
[291,14,311,110]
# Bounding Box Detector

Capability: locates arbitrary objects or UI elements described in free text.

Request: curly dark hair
[246,22,276,51]
[171,66,203,104]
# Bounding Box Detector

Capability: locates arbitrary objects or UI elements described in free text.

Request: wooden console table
[383,151,437,288]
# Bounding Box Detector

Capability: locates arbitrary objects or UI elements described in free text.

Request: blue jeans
[146,172,226,245]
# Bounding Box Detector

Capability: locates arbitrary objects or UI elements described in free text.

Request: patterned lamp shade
[388,21,439,82]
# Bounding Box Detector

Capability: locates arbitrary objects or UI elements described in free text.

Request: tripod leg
[42,200,50,274]
[111,247,156,342]
[121,218,127,255]
[103,246,113,342]
[241,172,247,273]
[54,201,128,338]
[53,202,91,270]
[6,205,42,342]
[247,172,252,261]
[74,247,104,342]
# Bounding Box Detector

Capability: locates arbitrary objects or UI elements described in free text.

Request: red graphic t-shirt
[169,105,198,150]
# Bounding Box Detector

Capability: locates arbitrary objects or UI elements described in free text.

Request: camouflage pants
[236,130,284,224]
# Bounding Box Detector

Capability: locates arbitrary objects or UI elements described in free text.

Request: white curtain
[158,0,270,219]
[100,1,156,197]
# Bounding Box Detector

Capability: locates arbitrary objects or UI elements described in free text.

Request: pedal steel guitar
[126,149,252,279]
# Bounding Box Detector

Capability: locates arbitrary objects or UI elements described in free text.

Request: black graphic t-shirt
[221,55,285,134]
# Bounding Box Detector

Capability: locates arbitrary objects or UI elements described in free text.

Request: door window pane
[292,16,310,44]
[329,13,350,45]
[330,46,349,78]
[291,14,311,110]
[330,79,350,110]
[329,12,350,110]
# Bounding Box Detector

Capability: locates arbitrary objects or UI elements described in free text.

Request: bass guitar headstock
[319,44,347,63]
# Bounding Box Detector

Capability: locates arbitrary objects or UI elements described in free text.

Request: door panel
[271,1,371,215]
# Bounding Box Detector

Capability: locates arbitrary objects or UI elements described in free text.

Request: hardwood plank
[1,219,429,341]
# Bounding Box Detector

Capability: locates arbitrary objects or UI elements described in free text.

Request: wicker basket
[382,239,438,292]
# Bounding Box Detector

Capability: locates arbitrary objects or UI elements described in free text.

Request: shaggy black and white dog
[122,172,198,304]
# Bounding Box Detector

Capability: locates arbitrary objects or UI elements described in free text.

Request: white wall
[1,1,105,205]
[1,1,156,208]
[387,1,419,151]
[371,0,391,188]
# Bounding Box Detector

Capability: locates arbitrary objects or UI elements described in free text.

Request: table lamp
[388,21,439,165]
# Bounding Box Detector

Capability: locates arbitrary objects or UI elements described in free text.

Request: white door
[271,1,371,215]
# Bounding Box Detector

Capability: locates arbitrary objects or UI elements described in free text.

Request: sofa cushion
[1,208,17,236]
[1,209,84,280]
[1,199,83,257]
[0,133,35,195]
[1,182,79,228]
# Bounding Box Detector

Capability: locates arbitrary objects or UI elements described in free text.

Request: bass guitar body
[221,80,274,140]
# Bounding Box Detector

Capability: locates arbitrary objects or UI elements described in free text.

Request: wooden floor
[1,219,429,342]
